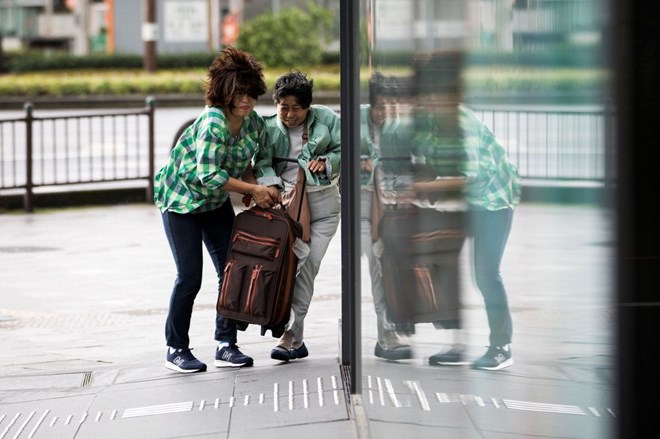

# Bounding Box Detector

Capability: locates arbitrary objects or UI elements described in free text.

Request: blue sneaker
[165,348,207,373]
[429,344,468,366]
[214,344,254,368]
[472,345,513,371]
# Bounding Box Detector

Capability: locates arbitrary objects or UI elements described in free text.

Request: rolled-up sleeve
[254,128,283,188]
[320,115,341,179]
[196,118,230,189]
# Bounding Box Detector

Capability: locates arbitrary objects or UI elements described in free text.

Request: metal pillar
[23,102,34,213]
[146,96,156,203]
[340,0,361,394]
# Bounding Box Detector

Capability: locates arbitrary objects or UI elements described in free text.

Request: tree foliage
[237,3,334,68]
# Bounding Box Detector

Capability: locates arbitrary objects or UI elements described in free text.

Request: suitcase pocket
[413,265,439,312]
[232,231,280,260]
[244,265,276,318]
[219,259,247,312]
[411,230,465,254]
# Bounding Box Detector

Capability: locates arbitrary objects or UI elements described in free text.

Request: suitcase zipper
[252,208,274,221]
[220,260,235,309]
[411,229,464,242]
[234,232,281,259]
[245,264,263,315]
[273,240,297,324]
[413,265,438,311]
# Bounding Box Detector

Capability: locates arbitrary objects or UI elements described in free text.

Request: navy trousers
[469,207,514,346]
[161,198,239,348]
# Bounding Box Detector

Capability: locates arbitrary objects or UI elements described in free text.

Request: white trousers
[283,184,341,348]
[360,189,403,348]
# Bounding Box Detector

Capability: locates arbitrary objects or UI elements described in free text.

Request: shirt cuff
[257,176,283,189]
[318,155,333,179]
[203,169,229,190]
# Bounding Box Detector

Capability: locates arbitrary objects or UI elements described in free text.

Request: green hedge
[1,52,218,73]
[468,45,607,68]
[2,51,347,74]
[1,43,605,74]
[463,67,609,95]
[370,45,606,68]
[0,66,607,98]
[0,67,342,97]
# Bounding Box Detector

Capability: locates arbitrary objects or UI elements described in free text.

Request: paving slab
[0,202,616,438]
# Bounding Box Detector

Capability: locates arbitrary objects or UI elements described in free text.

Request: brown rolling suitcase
[216,158,305,338]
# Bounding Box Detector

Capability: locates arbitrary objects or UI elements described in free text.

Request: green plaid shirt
[459,105,521,210]
[154,106,266,213]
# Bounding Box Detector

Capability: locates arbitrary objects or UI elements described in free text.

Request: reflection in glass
[359,1,613,437]
[360,72,414,361]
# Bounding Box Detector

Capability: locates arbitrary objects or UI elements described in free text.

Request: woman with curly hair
[154,47,280,373]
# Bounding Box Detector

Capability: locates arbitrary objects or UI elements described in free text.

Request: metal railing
[0,97,155,212]
[471,105,615,183]
[1,101,613,212]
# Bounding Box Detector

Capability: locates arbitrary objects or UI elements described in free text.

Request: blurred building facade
[0,0,606,56]
[0,0,106,53]
[0,0,336,55]
[370,0,607,51]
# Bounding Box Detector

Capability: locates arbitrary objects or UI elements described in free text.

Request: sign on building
[164,0,208,43]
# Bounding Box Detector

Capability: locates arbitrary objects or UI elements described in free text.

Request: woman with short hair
[254,71,341,362]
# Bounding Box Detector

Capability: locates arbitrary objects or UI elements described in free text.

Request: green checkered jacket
[254,105,341,188]
[154,106,267,213]
[459,105,521,210]
[361,104,520,211]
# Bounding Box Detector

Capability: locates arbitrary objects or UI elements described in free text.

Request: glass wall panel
[357,1,614,437]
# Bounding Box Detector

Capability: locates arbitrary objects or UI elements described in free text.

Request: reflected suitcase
[379,205,466,331]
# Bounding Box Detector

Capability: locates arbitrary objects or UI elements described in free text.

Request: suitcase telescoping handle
[272,157,307,222]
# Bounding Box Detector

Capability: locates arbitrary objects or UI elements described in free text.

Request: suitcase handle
[273,157,298,164]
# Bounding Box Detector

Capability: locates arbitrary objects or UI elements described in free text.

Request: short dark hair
[368,72,387,107]
[272,71,314,108]
[412,50,464,96]
[369,72,400,106]
[205,47,267,107]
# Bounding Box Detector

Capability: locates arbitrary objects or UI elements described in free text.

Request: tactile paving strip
[0,373,347,438]
[362,374,616,418]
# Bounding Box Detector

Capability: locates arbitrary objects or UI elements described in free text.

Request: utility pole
[143,0,157,72]
[45,0,54,37]
[495,0,512,51]
[74,0,90,55]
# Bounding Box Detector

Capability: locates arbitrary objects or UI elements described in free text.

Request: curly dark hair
[205,47,267,107]
[272,71,314,108]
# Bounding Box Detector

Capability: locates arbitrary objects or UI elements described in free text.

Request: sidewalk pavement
[0,201,615,438]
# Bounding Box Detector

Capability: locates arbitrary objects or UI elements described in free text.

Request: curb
[0,181,606,213]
